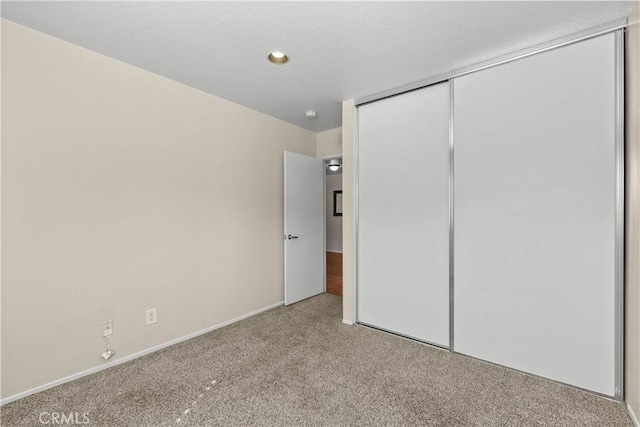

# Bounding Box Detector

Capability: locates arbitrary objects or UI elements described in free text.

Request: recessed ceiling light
[268,51,289,65]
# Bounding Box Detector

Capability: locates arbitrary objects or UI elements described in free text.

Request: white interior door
[284,151,325,305]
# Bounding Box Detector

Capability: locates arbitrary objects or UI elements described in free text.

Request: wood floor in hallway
[326,251,342,296]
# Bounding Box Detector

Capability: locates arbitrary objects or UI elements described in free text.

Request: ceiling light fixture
[268,51,289,64]
[327,159,341,172]
[305,110,317,119]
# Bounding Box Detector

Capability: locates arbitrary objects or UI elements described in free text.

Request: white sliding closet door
[358,83,450,347]
[454,34,618,396]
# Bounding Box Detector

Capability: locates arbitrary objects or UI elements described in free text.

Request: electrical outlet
[146,308,157,325]
[102,320,113,337]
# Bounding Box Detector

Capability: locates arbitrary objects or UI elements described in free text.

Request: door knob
[286,234,299,240]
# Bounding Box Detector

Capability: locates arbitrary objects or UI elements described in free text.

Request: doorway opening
[325,156,343,296]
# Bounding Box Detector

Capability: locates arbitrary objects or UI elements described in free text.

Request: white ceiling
[1,1,634,132]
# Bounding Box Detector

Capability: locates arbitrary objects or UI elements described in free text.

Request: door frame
[322,155,344,294]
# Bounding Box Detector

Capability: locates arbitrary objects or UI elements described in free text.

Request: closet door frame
[354,28,624,400]
[614,29,624,401]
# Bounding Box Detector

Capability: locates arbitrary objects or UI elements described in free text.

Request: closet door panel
[358,83,450,346]
[453,34,617,395]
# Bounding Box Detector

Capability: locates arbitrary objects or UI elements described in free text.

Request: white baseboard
[1,301,284,405]
[629,403,640,427]
[326,250,343,254]
[342,319,354,325]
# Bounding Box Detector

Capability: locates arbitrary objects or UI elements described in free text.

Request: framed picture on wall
[333,191,343,216]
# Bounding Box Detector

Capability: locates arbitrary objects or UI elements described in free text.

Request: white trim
[629,404,640,427]
[614,29,625,400]
[326,250,343,254]
[0,301,284,405]
[323,158,327,294]
[342,319,354,326]
[353,103,359,324]
[284,152,289,305]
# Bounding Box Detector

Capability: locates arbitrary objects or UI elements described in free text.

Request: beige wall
[341,100,356,323]
[316,127,342,158]
[627,2,640,422]
[1,20,316,399]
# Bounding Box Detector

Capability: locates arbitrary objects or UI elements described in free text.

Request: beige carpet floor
[1,293,633,426]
